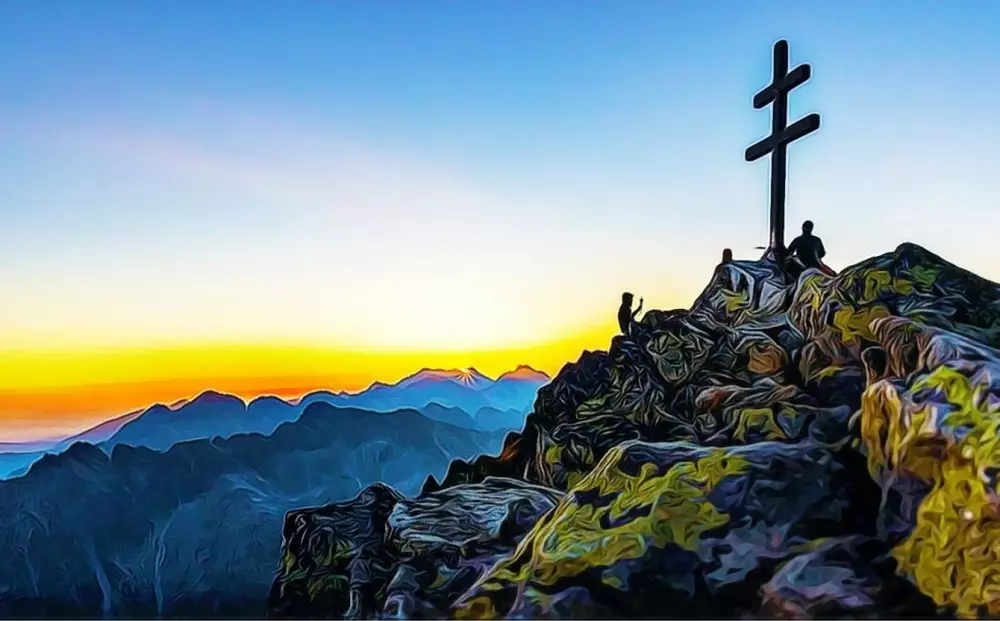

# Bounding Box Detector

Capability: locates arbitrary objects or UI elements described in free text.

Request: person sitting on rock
[721,248,733,265]
[787,220,836,276]
[618,292,643,336]
[787,220,825,269]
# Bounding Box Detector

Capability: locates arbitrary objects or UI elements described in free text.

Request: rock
[691,257,794,328]
[451,440,881,619]
[268,483,403,619]
[381,477,562,617]
[857,317,1000,618]
[275,242,1000,619]
[787,243,1000,386]
[758,535,938,619]
[426,244,1000,497]
[269,477,561,619]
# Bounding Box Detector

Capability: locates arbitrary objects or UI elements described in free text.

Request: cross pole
[745,39,820,259]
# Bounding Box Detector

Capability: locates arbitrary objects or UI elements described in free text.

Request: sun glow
[0,321,617,442]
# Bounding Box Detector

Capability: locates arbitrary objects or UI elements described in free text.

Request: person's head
[802,220,814,234]
[722,248,733,263]
[622,292,634,306]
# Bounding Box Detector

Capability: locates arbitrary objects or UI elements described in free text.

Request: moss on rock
[453,440,863,619]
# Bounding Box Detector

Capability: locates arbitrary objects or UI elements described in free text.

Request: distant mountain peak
[456,367,492,385]
[396,367,494,389]
[497,365,550,382]
[190,390,245,407]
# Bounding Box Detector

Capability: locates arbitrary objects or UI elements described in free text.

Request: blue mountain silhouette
[97,366,548,453]
[0,403,507,618]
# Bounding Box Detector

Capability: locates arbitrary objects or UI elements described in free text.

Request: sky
[1,1,999,440]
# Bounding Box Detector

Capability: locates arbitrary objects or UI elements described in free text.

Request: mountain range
[0,403,509,618]
[0,365,549,616]
[0,366,549,478]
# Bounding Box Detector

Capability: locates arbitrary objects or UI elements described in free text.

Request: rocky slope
[268,243,1000,619]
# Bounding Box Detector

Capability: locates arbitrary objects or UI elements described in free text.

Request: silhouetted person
[618,292,643,336]
[721,248,733,264]
[787,220,826,270]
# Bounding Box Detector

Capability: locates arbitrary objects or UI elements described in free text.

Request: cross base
[760,245,787,265]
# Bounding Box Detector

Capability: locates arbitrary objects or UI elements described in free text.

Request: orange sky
[0,321,618,442]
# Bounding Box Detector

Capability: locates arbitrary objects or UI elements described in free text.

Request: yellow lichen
[779,405,799,421]
[463,445,749,611]
[797,273,829,312]
[602,574,626,590]
[908,265,941,290]
[860,365,1000,617]
[522,587,563,615]
[858,379,906,481]
[576,396,609,417]
[862,270,893,303]
[281,549,297,573]
[306,573,347,602]
[454,595,500,620]
[859,269,913,303]
[832,305,892,343]
[733,408,785,442]
[319,540,339,567]
[565,471,584,489]
[721,288,750,313]
[812,364,847,380]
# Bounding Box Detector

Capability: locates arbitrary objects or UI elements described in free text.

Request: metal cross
[745,39,821,258]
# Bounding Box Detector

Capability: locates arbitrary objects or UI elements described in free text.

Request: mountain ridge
[0,365,551,477]
[0,402,510,618]
[269,242,1000,619]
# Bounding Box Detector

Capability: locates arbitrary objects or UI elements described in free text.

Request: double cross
[745,39,821,258]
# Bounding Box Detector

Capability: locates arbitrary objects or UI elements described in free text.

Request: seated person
[787,220,825,269]
[787,220,837,276]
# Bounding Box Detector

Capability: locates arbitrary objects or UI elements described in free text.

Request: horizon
[0,362,551,445]
[3,1,999,441]
[0,359,556,443]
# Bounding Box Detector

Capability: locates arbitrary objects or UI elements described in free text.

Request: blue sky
[1,1,999,354]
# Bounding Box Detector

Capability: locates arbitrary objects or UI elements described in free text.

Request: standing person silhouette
[618,292,643,336]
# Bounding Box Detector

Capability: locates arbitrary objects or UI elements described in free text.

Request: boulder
[857,317,1000,617]
[268,478,561,619]
[451,439,880,619]
[758,535,936,619]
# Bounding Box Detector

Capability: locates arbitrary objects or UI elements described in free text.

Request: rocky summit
[267,243,1000,619]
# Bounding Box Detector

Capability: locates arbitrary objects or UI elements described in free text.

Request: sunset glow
[0,323,618,441]
[2,2,999,442]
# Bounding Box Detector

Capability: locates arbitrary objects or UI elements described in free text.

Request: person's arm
[817,238,826,259]
[787,237,800,256]
[631,298,643,321]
